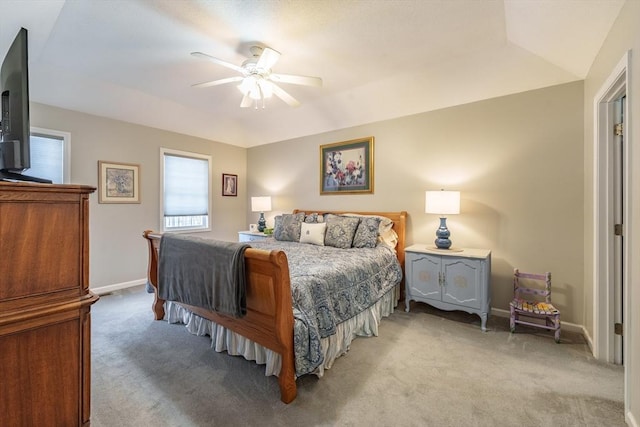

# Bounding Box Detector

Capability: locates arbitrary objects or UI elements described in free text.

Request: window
[29,127,70,184]
[161,148,211,232]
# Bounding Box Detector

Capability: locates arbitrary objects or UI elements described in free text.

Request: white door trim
[592,50,631,414]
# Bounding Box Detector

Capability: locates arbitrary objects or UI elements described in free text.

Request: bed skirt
[165,284,400,378]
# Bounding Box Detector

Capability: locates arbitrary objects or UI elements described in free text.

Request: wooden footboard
[142,230,297,403]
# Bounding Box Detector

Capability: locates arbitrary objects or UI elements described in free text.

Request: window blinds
[28,134,63,184]
[163,153,209,217]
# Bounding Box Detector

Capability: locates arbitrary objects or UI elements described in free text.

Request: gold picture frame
[320,136,374,194]
[98,161,141,204]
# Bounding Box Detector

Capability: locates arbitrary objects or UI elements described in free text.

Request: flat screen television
[0,27,51,183]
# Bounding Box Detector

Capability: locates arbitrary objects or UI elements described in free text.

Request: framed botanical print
[320,136,374,194]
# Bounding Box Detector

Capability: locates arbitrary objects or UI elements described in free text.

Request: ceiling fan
[191,46,322,109]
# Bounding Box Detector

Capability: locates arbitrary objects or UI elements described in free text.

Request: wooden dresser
[0,182,99,426]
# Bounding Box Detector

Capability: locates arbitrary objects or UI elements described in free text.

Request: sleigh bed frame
[143,209,406,404]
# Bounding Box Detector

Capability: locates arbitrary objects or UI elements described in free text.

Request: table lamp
[425,190,460,249]
[251,196,272,232]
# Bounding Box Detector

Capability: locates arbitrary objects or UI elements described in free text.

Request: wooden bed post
[267,250,296,403]
[142,230,166,320]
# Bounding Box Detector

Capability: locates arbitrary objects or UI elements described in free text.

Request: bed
[142,210,406,403]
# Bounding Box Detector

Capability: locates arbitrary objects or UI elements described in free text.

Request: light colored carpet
[91,285,624,426]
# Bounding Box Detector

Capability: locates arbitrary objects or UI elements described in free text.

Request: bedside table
[238,231,272,242]
[405,245,491,331]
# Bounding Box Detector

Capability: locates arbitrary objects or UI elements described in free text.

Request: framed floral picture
[222,173,237,196]
[98,161,140,203]
[320,136,374,194]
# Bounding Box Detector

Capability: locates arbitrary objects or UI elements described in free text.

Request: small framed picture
[249,224,258,232]
[222,173,237,196]
[98,161,141,204]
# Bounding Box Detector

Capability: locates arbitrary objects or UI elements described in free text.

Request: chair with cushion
[509,268,561,343]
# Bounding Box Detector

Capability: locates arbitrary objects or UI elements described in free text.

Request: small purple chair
[509,269,561,343]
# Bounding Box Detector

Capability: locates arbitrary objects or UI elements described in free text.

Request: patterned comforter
[249,240,403,376]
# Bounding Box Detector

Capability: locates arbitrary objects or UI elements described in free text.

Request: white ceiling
[0,0,626,148]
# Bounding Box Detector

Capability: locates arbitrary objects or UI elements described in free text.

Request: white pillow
[378,228,398,249]
[299,222,327,246]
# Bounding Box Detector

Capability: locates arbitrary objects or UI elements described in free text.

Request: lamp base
[258,213,266,232]
[434,238,452,249]
[434,217,452,249]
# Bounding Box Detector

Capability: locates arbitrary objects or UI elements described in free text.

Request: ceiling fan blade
[192,76,243,88]
[191,51,245,74]
[256,47,280,70]
[270,73,322,87]
[240,94,253,108]
[271,83,300,107]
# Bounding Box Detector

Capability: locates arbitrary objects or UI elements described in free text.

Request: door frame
[592,50,631,410]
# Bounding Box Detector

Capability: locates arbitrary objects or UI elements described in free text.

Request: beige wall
[583,1,639,423]
[248,81,584,324]
[30,103,247,288]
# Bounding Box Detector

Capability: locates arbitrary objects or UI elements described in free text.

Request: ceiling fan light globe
[238,76,257,95]
[249,90,261,100]
[248,82,262,100]
[258,80,274,98]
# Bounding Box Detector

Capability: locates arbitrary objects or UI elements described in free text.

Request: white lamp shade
[251,196,272,212]
[425,190,460,215]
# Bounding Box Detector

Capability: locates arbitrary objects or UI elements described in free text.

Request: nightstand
[405,245,491,331]
[238,231,272,242]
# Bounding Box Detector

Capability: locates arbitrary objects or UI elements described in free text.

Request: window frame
[160,147,212,233]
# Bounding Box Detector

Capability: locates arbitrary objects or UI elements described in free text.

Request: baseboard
[91,278,147,296]
[581,327,594,354]
[628,411,638,427]
[491,307,585,335]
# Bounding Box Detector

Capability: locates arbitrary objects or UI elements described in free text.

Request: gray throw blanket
[158,234,249,318]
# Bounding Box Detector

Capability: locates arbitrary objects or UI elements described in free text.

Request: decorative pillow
[343,213,398,249]
[299,222,327,246]
[324,214,360,249]
[274,212,305,242]
[304,213,325,223]
[352,216,382,248]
